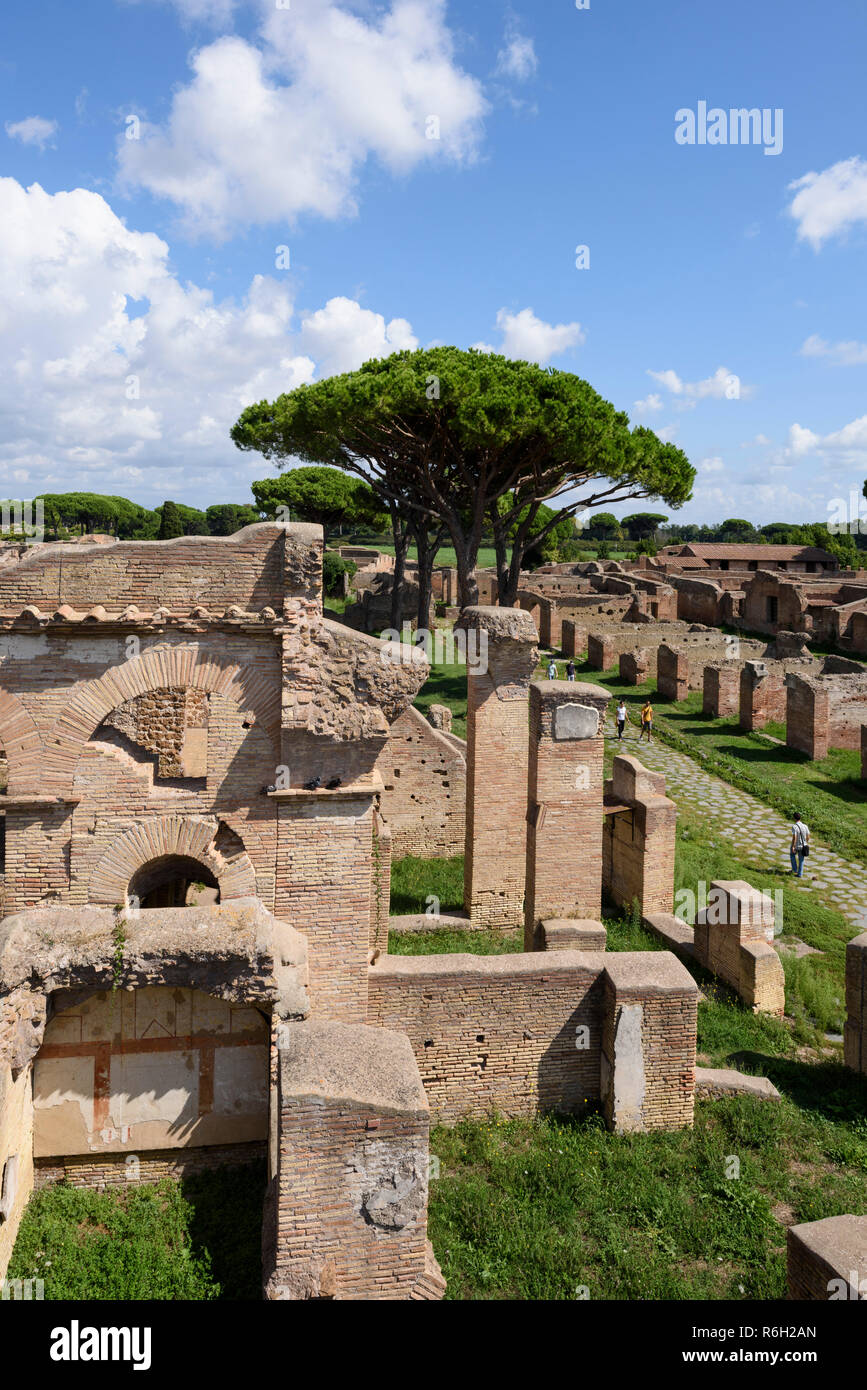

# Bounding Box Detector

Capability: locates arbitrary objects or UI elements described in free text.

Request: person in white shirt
[547,659,557,680]
[616,700,628,741]
[790,814,810,878]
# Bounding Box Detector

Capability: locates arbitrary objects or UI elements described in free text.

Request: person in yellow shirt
[640,699,653,743]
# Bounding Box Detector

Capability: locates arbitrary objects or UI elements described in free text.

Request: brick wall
[524,682,608,947]
[739,661,786,730]
[693,880,784,1015]
[602,756,676,919]
[33,1141,265,1190]
[375,705,466,858]
[657,645,689,701]
[703,664,739,717]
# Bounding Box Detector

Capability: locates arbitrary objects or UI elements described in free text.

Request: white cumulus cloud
[473,307,584,364]
[788,156,867,250]
[117,0,487,239]
[800,333,867,366]
[495,18,538,82]
[647,364,752,405]
[5,116,58,150]
[0,178,425,505]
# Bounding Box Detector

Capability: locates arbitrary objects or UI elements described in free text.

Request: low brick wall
[367,949,697,1132]
[788,1216,867,1299]
[33,1141,266,1189]
[693,881,784,1016]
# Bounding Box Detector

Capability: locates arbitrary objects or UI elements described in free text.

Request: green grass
[430,1091,867,1300]
[573,659,867,869]
[412,660,468,739]
[7,1163,266,1300]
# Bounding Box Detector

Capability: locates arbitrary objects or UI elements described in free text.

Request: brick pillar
[462,606,539,929]
[561,620,586,658]
[600,953,698,1133]
[619,650,649,685]
[274,790,378,1022]
[587,633,614,670]
[264,1021,444,1300]
[370,809,391,956]
[786,673,830,759]
[657,645,688,701]
[603,755,676,918]
[862,725,867,781]
[703,663,739,718]
[844,932,867,1075]
[524,681,609,949]
[739,661,784,731]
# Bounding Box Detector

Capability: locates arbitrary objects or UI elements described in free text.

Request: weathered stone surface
[553,702,600,741]
[0,899,309,1067]
[695,1068,781,1101]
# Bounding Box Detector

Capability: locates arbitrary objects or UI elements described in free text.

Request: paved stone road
[605,720,867,934]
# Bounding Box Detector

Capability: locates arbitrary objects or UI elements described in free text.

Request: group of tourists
[614,698,654,743]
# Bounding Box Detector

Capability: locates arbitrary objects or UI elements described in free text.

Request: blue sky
[2,0,867,527]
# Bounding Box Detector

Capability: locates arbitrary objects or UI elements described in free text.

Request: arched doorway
[128,855,221,909]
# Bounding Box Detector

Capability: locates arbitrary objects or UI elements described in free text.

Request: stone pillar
[427,704,452,733]
[657,645,688,701]
[561,620,586,659]
[787,1216,867,1300]
[620,650,649,686]
[603,755,676,918]
[786,673,830,759]
[264,1021,445,1300]
[703,663,739,718]
[600,953,698,1134]
[844,932,867,1075]
[462,607,539,930]
[524,681,609,949]
[587,633,614,671]
[739,661,784,731]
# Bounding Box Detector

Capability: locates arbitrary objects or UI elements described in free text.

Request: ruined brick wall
[524,682,608,946]
[367,953,606,1122]
[34,1141,265,1190]
[368,950,697,1132]
[462,608,538,929]
[0,524,289,613]
[374,705,466,859]
[104,686,209,779]
[739,662,787,730]
[275,796,377,1023]
[620,650,649,685]
[602,757,676,919]
[787,1217,867,1300]
[657,645,689,701]
[265,1021,440,1301]
[786,671,867,758]
[703,664,739,717]
[693,881,784,1015]
[670,577,725,625]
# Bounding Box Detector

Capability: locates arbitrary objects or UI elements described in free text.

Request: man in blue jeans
[790,813,810,877]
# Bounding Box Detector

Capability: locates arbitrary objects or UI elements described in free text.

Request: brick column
[524,681,609,949]
[786,673,830,759]
[462,607,539,930]
[703,663,739,718]
[657,645,688,701]
[264,1021,444,1300]
[587,633,614,671]
[739,661,784,731]
[600,953,698,1133]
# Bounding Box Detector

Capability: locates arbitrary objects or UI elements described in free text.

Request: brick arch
[0,688,45,796]
[44,645,281,796]
[87,815,258,906]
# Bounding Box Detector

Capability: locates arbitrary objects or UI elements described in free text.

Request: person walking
[566,659,576,682]
[790,813,811,878]
[639,699,653,743]
[547,658,557,680]
[615,699,628,741]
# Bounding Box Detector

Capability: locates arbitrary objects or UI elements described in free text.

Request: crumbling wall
[844,932,867,1076]
[693,881,784,1015]
[603,756,676,919]
[374,705,466,859]
[264,1020,443,1300]
[368,949,697,1132]
[786,671,867,759]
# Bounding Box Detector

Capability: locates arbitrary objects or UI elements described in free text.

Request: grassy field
[569,660,867,868]
[7,1164,266,1300]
